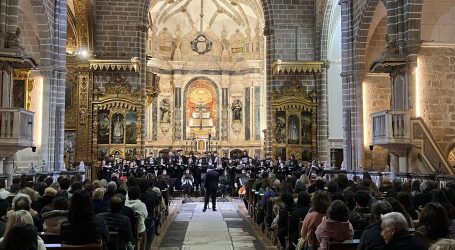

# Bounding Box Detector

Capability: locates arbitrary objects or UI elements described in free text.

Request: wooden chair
[107,231,119,250]
[39,232,60,244]
[44,242,103,250]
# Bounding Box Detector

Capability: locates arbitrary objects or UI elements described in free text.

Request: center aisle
[158,199,265,250]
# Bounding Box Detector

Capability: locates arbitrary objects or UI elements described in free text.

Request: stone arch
[25,0,53,66]
[353,0,384,72]
[183,76,221,141]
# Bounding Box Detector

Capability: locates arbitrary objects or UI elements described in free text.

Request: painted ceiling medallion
[190,34,213,55]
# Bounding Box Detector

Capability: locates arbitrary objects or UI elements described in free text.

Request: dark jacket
[288,205,310,250]
[357,223,385,250]
[349,206,371,236]
[120,206,137,238]
[97,211,132,250]
[60,216,109,245]
[141,189,159,219]
[205,168,221,190]
[383,230,426,250]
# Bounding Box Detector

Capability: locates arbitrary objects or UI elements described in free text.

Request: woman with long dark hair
[60,189,109,245]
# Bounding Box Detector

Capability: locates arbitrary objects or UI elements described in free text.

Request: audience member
[380,212,426,250]
[41,196,69,233]
[358,200,393,250]
[415,202,451,248]
[60,189,109,245]
[300,190,331,249]
[0,210,45,250]
[98,194,133,250]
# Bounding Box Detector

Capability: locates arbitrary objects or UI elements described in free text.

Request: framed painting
[98,110,110,144]
[125,110,138,144]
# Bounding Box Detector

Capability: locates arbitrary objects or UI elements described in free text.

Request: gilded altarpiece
[271,85,317,161]
[91,78,142,162]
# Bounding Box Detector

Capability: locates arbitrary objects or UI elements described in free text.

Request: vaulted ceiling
[149,0,264,39]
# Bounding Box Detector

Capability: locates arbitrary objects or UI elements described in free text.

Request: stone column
[264,26,274,155]
[390,153,398,179]
[39,69,53,169]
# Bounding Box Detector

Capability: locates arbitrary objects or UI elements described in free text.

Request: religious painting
[98,147,109,161]
[125,147,138,160]
[302,149,312,161]
[288,115,300,144]
[125,110,138,144]
[274,111,286,143]
[13,79,25,108]
[98,111,110,144]
[301,111,312,144]
[111,113,125,144]
[275,148,286,161]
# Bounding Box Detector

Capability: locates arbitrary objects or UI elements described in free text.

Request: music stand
[217,187,229,202]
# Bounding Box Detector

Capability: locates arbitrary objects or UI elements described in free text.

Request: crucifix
[195,102,205,130]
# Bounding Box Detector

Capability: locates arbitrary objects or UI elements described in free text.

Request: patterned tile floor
[158,199,264,250]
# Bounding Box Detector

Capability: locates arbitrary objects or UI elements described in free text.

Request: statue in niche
[111,113,125,144]
[288,115,299,144]
[231,99,242,121]
[160,98,171,124]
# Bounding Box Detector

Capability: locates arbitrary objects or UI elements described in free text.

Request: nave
[157,199,265,250]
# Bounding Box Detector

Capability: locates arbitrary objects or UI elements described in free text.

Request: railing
[0,108,34,145]
[371,110,411,145]
[410,118,454,175]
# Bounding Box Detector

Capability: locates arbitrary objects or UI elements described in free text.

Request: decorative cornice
[0,48,37,69]
[272,60,324,75]
[89,57,141,72]
[369,53,407,74]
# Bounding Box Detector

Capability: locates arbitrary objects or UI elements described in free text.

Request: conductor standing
[203,165,222,212]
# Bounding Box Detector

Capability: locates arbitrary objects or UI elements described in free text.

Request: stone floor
[158,198,265,250]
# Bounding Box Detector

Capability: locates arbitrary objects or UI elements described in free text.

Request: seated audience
[288,191,310,250]
[0,210,45,250]
[0,223,39,250]
[380,212,426,250]
[300,190,331,249]
[277,192,295,248]
[92,187,107,214]
[60,189,109,245]
[8,193,43,232]
[358,200,393,250]
[349,190,371,235]
[415,202,451,248]
[126,185,148,235]
[0,200,7,237]
[316,200,354,250]
[429,239,455,250]
[98,194,133,250]
[41,196,69,233]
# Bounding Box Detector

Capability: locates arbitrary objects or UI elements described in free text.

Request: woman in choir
[181,169,194,197]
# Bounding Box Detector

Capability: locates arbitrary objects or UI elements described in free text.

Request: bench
[328,239,360,250]
[44,243,103,250]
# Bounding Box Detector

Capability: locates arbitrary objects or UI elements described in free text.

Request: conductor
[203,165,222,212]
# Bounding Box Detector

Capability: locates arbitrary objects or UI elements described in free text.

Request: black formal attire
[204,168,221,211]
[97,211,132,250]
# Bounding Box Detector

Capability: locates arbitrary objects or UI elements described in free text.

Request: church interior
[0,0,454,249]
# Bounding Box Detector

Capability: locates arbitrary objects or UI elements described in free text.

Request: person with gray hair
[380,212,426,250]
[358,200,392,250]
